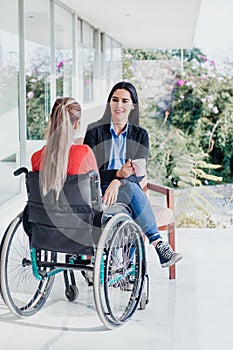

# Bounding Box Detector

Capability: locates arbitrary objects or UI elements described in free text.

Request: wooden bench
[147,182,176,279]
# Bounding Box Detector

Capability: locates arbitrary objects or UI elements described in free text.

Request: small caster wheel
[139,292,147,310]
[65,285,79,301]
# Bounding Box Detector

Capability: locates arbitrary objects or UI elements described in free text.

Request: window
[112,40,122,84]
[55,4,73,98]
[79,21,95,104]
[0,0,20,204]
[25,0,50,140]
[105,35,112,92]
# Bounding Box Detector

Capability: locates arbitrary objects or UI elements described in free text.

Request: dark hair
[102,81,139,125]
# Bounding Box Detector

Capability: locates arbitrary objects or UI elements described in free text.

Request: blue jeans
[101,181,161,244]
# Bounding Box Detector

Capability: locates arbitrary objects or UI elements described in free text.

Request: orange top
[31,144,99,176]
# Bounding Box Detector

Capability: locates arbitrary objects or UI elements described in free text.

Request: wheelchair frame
[0,168,149,329]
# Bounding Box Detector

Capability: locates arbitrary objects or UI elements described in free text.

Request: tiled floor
[0,206,233,350]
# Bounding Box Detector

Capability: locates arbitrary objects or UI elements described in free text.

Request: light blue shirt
[107,121,128,170]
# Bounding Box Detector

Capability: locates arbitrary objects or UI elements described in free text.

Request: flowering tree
[26,46,70,140]
[122,49,233,227]
[123,48,233,183]
[26,73,50,140]
[171,55,233,182]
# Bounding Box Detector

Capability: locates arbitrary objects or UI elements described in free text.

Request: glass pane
[80,21,95,105]
[25,0,50,140]
[0,0,20,204]
[83,47,94,104]
[112,40,122,83]
[105,36,112,92]
[55,4,73,97]
[83,22,91,47]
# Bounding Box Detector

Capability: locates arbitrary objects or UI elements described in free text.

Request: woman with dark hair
[84,81,182,268]
[101,81,140,126]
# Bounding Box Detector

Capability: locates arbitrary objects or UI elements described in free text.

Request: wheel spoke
[94,213,146,329]
[0,214,55,316]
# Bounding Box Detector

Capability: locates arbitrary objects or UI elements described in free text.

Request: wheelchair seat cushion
[27,171,101,255]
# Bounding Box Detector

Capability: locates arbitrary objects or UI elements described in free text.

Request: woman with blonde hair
[29,97,100,256]
[31,97,99,194]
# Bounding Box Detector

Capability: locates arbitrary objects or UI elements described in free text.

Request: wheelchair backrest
[26,170,102,255]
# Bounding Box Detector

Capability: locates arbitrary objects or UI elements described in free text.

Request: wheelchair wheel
[94,213,146,329]
[65,285,79,302]
[0,213,55,317]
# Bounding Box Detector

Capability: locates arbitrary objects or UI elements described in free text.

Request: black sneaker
[155,241,182,268]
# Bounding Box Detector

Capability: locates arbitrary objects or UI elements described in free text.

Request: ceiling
[61,0,202,49]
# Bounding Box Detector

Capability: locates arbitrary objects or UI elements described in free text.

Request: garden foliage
[123,48,233,227]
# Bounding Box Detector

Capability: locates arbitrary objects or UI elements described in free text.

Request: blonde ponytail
[41,97,81,198]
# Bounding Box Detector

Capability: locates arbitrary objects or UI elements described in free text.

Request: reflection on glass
[105,36,112,93]
[25,0,50,140]
[83,48,94,103]
[81,22,95,104]
[0,0,20,204]
[55,4,73,98]
[112,41,122,84]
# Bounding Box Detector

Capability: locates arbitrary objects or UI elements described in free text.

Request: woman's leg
[116,181,182,268]
[116,181,161,243]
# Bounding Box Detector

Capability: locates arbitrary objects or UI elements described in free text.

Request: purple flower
[210,60,216,68]
[199,55,208,62]
[176,79,186,86]
[57,61,64,71]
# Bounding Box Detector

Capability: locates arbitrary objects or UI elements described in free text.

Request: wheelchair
[0,167,149,329]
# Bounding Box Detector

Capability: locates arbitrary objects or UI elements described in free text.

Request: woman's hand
[116,159,134,179]
[102,179,121,206]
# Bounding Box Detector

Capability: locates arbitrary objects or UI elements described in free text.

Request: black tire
[0,213,55,317]
[65,285,79,301]
[94,213,146,329]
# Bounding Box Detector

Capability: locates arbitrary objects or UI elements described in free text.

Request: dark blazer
[84,120,149,186]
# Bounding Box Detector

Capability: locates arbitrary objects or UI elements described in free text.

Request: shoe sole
[121,282,134,291]
[161,253,182,268]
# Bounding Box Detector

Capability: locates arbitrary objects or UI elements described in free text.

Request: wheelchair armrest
[88,170,102,211]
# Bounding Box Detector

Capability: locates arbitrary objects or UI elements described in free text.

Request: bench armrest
[147,182,174,210]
